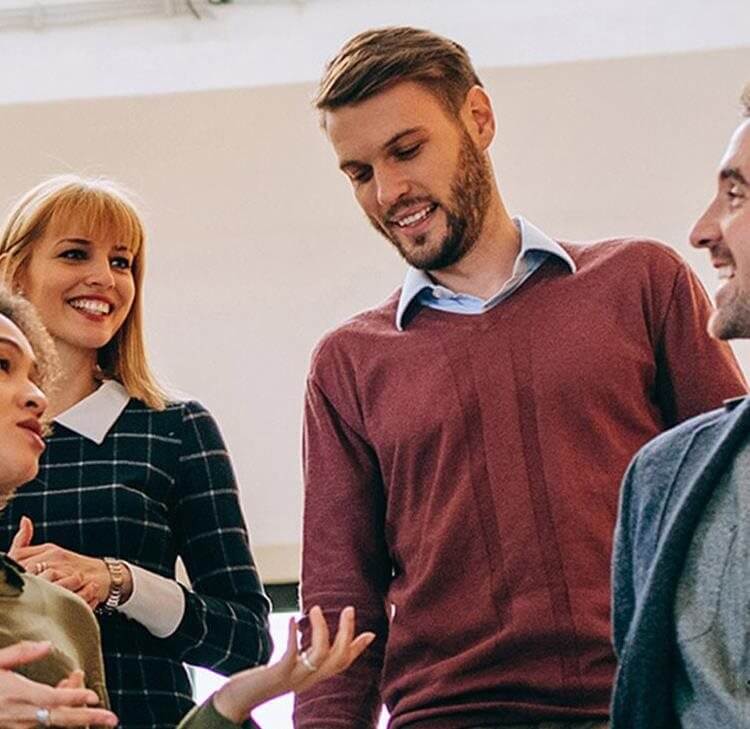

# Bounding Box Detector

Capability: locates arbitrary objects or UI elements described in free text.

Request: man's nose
[374,165,409,210]
[689,199,721,250]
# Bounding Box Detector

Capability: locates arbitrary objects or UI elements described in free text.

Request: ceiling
[2,0,748,104]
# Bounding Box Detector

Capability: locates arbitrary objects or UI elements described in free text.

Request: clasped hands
[0,641,117,728]
[8,516,126,611]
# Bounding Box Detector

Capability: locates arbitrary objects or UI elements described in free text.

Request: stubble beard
[710,292,750,340]
[369,131,493,271]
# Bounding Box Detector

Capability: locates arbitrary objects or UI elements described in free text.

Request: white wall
[1,46,748,580]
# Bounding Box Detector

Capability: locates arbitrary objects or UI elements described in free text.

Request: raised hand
[0,641,118,728]
[212,605,375,723]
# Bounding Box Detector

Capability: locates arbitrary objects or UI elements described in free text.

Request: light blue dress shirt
[395,217,576,331]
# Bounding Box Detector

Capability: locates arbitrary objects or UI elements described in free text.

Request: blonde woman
[0,176,272,729]
[0,285,373,729]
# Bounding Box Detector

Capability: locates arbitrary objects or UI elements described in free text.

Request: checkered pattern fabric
[0,399,272,729]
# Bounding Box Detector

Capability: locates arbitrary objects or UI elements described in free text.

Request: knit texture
[295,239,746,729]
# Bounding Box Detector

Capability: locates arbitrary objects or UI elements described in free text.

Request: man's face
[691,119,750,339]
[326,81,493,271]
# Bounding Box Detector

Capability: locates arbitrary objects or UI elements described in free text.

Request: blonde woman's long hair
[0,175,167,410]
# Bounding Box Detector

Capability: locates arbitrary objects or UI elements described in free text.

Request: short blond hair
[0,175,166,410]
[315,26,481,122]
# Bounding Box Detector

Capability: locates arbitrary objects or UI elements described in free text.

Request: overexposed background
[3,1,749,724]
[1,0,748,585]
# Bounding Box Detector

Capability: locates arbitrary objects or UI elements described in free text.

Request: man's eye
[394,144,421,160]
[728,184,745,202]
[0,358,9,373]
[351,169,372,184]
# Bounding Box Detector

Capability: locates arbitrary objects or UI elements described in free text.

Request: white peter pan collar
[54,380,130,445]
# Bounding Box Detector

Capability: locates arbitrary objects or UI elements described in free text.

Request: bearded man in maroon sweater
[294,26,747,729]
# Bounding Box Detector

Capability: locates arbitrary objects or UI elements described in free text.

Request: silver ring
[300,650,318,672]
[35,707,51,727]
[34,562,48,575]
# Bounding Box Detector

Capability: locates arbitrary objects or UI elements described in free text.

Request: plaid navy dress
[0,394,272,729]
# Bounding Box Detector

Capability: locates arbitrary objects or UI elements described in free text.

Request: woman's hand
[0,641,118,728]
[8,516,131,610]
[212,605,375,723]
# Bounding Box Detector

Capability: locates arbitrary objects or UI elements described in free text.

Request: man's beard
[368,130,492,271]
[709,293,750,340]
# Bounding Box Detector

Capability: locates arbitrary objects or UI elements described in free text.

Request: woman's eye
[111,257,132,270]
[60,249,86,261]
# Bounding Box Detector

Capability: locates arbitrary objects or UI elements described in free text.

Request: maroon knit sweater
[295,239,746,729]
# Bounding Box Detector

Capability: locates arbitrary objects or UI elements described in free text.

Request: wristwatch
[100,557,124,613]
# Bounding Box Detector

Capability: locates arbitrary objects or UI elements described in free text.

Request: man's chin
[708,307,750,340]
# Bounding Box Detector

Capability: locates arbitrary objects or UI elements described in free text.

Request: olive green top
[0,553,109,723]
[177,696,248,729]
[0,552,260,729]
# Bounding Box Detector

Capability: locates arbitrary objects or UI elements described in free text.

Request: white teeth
[395,206,433,228]
[69,298,111,315]
[717,265,735,281]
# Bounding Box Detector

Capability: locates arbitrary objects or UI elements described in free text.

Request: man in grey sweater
[611,83,750,729]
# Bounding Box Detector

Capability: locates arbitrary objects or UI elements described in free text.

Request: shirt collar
[395,216,577,331]
[54,380,130,445]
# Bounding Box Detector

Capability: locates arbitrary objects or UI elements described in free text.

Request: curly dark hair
[0,285,58,395]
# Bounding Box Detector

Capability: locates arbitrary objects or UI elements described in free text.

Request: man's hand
[0,641,118,727]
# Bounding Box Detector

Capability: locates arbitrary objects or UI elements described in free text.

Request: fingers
[10,543,49,564]
[32,683,101,708]
[53,572,85,592]
[280,616,299,665]
[55,670,85,690]
[36,705,118,727]
[294,606,375,693]
[8,515,34,556]
[306,605,331,666]
[323,607,375,674]
[0,641,52,669]
[344,630,377,666]
[74,582,100,611]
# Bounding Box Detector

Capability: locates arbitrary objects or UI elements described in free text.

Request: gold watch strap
[101,557,123,613]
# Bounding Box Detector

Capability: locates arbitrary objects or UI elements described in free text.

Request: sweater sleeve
[176,695,261,729]
[294,377,391,729]
[653,260,747,425]
[158,401,273,673]
[611,455,639,658]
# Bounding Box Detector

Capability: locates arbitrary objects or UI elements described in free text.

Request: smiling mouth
[390,203,438,229]
[68,297,112,316]
[717,264,735,281]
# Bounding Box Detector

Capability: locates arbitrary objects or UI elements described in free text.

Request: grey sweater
[611,396,750,729]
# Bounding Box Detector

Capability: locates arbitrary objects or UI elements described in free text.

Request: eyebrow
[57,237,131,253]
[338,126,426,171]
[0,336,23,355]
[0,337,39,381]
[720,167,748,185]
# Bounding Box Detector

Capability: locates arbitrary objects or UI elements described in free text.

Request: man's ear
[461,85,496,150]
